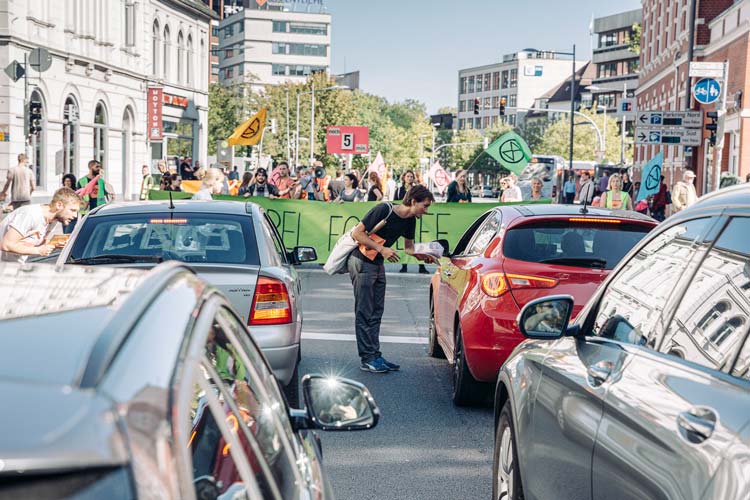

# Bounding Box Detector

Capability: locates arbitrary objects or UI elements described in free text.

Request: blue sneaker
[360,358,389,373]
[379,357,400,371]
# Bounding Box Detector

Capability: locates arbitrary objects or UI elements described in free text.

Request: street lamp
[597,104,607,161]
[295,84,349,167]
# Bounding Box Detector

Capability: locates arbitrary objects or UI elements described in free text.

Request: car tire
[492,400,523,500]
[283,362,300,408]
[427,296,445,359]
[452,324,488,406]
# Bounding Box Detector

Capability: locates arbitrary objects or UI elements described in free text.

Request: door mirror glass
[294,246,317,264]
[518,295,574,339]
[302,375,380,431]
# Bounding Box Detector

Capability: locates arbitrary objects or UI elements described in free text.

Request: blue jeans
[348,256,386,363]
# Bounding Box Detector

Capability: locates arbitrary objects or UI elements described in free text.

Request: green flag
[485,131,532,175]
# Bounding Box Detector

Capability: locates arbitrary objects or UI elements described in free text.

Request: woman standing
[192,168,225,200]
[446,169,472,203]
[349,185,437,373]
[393,170,428,274]
[601,174,633,210]
[529,177,545,201]
[367,171,384,201]
[334,173,364,202]
[237,172,254,197]
[500,175,522,202]
[621,172,634,199]
[62,174,78,234]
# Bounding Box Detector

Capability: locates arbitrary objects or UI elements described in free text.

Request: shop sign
[147,87,163,141]
[163,93,189,108]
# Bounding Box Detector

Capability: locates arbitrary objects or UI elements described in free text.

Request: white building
[0,0,216,201]
[217,1,331,90]
[457,49,586,131]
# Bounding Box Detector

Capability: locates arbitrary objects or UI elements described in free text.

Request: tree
[628,23,642,56]
[514,118,550,153]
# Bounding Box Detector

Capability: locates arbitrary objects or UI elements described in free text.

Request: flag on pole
[228,107,267,146]
[428,161,451,194]
[366,152,386,179]
[635,152,663,202]
[484,131,532,175]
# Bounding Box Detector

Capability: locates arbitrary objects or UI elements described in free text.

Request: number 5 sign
[326,126,369,155]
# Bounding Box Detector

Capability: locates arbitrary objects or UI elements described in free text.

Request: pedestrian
[273,162,298,199]
[243,168,279,198]
[385,171,397,201]
[76,160,107,214]
[192,167,225,200]
[672,170,698,212]
[746,173,750,183]
[562,174,576,204]
[446,169,472,203]
[596,170,611,197]
[500,175,522,202]
[139,165,154,201]
[160,171,173,191]
[61,173,79,235]
[334,173,363,202]
[622,172,634,199]
[348,185,437,373]
[600,173,633,210]
[228,166,240,181]
[238,172,254,197]
[179,157,194,180]
[0,187,81,263]
[577,171,595,205]
[367,171,384,201]
[650,175,669,222]
[297,166,319,200]
[393,170,428,274]
[0,153,35,211]
[170,175,183,192]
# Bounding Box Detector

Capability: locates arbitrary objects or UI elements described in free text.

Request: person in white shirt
[0,187,81,263]
[577,171,595,205]
[672,170,698,213]
[192,167,225,200]
[500,175,522,202]
[0,153,34,210]
[385,171,397,201]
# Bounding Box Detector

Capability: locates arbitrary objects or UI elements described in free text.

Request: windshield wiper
[69,254,164,265]
[539,257,608,269]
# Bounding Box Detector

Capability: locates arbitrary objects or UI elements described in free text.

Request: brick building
[635,0,733,194]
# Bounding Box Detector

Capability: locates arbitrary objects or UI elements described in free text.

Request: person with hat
[243,168,279,198]
[672,170,698,213]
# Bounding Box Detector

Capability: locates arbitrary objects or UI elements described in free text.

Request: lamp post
[597,104,607,161]
[295,84,348,167]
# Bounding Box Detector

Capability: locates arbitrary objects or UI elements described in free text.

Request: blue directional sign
[693,78,721,105]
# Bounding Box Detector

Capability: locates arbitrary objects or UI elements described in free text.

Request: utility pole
[309,81,315,165]
[567,44,576,204]
[621,82,627,166]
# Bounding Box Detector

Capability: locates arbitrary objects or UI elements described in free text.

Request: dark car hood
[0,381,129,474]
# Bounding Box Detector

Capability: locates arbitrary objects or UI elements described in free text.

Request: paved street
[297,268,494,500]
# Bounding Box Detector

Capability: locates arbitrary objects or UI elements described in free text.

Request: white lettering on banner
[147,87,163,141]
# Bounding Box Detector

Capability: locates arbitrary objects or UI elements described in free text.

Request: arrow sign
[635,128,701,146]
[4,61,24,82]
[636,111,703,128]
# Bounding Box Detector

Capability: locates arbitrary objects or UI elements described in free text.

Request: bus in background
[517,155,565,200]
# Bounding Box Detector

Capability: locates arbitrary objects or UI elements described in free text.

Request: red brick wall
[696,0,735,46]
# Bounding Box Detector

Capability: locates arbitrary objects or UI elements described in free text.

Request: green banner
[148,190,551,263]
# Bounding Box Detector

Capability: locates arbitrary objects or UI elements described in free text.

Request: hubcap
[496,424,514,499]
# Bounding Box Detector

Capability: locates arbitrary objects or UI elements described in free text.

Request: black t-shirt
[352,203,416,264]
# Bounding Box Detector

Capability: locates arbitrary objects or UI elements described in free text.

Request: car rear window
[503,220,652,269]
[68,212,260,265]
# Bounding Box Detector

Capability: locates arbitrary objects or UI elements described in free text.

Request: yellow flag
[228,107,267,146]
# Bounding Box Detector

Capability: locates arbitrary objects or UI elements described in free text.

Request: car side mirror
[517,295,574,340]
[301,375,380,431]
[292,246,317,264]
[434,239,451,257]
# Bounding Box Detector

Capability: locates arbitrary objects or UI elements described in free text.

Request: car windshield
[503,220,652,270]
[68,212,260,266]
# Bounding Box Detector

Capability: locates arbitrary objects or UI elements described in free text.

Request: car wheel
[283,362,300,408]
[452,324,487,406]
[427,296,445,359]
[492,400,524,500]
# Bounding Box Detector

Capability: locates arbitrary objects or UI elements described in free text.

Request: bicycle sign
[692,78,721,105]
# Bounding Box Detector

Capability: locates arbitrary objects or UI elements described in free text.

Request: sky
[324,0,642,114]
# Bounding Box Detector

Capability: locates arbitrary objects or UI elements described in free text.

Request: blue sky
[325,0,642,113]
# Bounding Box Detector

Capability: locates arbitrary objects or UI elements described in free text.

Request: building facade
[217,1,331,90]
[0,0,215,201]
[456,50,586,132]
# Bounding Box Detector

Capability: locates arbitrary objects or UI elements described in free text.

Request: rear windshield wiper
[69,254,164,265]
[538,257,608,269]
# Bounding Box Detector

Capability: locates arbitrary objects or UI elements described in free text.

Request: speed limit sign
[341,132,354,151]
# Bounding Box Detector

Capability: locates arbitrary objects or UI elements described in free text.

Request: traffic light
[499,98,506,117]
[473,98,480,115]
[29,100,42,135]
[706,111,718,147]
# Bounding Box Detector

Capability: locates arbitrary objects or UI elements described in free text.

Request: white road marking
[302,332,428,344]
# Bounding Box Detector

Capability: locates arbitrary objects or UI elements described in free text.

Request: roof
[503,203,657,224]
[90,199,256,217]
[545,62,597,104]
[166,0,220,20]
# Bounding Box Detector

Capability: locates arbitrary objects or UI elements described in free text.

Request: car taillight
[249,276,292,325]
[481,272,558,298]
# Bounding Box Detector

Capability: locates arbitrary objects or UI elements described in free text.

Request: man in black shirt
[349,185,437,373]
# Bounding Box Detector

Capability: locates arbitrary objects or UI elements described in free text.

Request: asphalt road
[297,267,494,500]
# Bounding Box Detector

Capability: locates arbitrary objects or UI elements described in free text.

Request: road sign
[689,62,725,79]
[29,48,52,72]
[326,126,369,155]
[4,61,24,82]
[636,128,702,146]
[636,111,703,128]
[693,78,721,105]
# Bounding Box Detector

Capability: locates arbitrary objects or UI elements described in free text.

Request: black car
[492,184,750,500]
[0,262,378,499]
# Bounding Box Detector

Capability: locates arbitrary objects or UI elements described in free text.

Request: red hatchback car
[429,204,657,405]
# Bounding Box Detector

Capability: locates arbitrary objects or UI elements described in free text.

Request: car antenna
[168,190,175,210]
[579,197,589,215]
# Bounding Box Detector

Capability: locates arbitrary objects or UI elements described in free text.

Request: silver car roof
[88,199,260,217]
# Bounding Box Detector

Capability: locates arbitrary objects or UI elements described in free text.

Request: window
[508,94,517,107]
[484,73,491,92]
[600,31,618,47]
[289,43,327,57]
[187,36,193,86]
[661,217,750,375]
[263,214,288,264]
[152,21,160,75]
[226,66,234,79]
[459,100,466,112]
[460,77,467,94]
[163,25,170,78]
[483,116,491,128]
[272,64,286,76]
[63,96,78,176]
[507,114,516,126]
[212,26,218,37]
[598,63,618,79]
[468,76,475,93]
[465,213,501,255]
[502,70,509,89]
[272,42,287,55]
[93,102,107,169]
[492,96,499,109]
[272,21,287,33]
[509,69,517,88]
[590,218,712,347]
[492,72,500,90]
[124,1,135,47]
[289,22,327,35]
[474,117,481,129]
[483,97,491,110]
[177,32,185,84]
[458,118,465,130]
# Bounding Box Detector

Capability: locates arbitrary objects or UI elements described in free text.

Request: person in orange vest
[312,161,331,201]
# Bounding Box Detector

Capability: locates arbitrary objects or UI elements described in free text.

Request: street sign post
[689,62,725,79]
[693,78,722,105]
[4,61,24,82]
[635,128,702,146]
[636,111,703,128]
[29,48,52,72]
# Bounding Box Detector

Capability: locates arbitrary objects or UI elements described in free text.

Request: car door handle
[677,407,717,444]
[443,269,453,277]
[587,361,613,386]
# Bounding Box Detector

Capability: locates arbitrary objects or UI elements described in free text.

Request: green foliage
[629,23,641,56]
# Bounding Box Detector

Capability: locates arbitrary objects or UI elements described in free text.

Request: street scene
[1,0,750,499]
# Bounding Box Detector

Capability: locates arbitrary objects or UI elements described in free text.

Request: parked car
[493,184,750,500]
[482,186,495,198]
[429,204,656,405]
[0,261,379,499]
[56,200,316,406]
